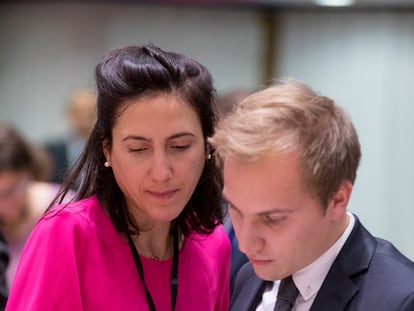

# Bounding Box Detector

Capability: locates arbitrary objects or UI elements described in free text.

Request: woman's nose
[150,153,172,181]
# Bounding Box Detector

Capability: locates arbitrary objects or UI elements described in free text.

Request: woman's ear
[205,141,212,161]
[102,139,111,162]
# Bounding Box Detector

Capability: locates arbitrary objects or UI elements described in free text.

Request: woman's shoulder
[180,225,231,278]
[22,195,120,261]
[184,225,231,254]
[38,195,104,232]
[47,194,98,214]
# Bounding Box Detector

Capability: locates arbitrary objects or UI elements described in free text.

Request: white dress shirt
[256,213,355,311]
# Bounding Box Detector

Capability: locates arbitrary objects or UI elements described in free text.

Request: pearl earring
[207,154,212,160]
[104,161,111,168]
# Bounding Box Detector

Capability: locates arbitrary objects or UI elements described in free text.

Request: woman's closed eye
[127,144,190,153]
[128,147,149,153]
[171,144,190,151]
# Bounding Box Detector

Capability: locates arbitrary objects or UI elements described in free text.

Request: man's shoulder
[348,238,414,310]
[372,237,414,277]
[327,217,414,309]
[340,216,414,277]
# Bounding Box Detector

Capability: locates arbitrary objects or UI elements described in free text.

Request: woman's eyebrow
[122,132,195,142]
[122,135,150,142]
[168,132,196,140]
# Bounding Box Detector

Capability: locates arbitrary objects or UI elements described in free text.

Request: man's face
[223,152,345,281]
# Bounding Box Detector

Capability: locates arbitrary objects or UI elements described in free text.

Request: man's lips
[248,256,273,265]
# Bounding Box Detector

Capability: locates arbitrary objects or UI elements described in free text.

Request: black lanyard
[128,232,179,311]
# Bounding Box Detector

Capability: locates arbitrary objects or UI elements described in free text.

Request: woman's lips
[147,189,178,199]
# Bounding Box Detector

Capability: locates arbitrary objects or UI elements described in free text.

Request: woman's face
[0,170,30,225]
[103,93,207,226]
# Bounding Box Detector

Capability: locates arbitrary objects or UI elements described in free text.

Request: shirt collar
[292,212,355,301]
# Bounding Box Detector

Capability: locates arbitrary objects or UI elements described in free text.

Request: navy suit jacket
[229,216,414,311]
[223,216,249,293]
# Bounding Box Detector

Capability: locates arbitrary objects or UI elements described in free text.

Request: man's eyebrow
[256,209,293,217]
[222,194,293,216]
[121,132,195,142]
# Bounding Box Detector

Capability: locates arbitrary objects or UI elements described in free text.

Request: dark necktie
[274,276,299,311]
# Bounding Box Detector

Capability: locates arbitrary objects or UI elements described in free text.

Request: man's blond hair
[210,78,361,207]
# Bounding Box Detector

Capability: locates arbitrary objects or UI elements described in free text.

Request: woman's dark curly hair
[49,44,224,237]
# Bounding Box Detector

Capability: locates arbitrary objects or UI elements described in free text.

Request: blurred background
[1,0,414,259]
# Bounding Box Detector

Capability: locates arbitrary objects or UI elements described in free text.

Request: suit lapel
[310,215,377,311]
[310,264,359,311]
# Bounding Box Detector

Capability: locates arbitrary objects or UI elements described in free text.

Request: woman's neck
[131,222,174,260]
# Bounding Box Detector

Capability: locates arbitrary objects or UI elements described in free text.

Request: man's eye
[265,216,286,225]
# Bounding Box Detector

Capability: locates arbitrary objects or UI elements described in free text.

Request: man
[210,78,414,310]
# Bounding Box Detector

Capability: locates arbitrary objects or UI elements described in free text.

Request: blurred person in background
[45,88,97,188]
[6,44,230,311]
[216,89,253,118]
[0,124,71,288]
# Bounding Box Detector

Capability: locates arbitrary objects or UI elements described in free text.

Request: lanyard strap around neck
[128,232,179,311]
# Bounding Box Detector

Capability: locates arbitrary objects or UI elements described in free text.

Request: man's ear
[327,180,353,221]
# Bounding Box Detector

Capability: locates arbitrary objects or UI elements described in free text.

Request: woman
[6,45,230,311]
